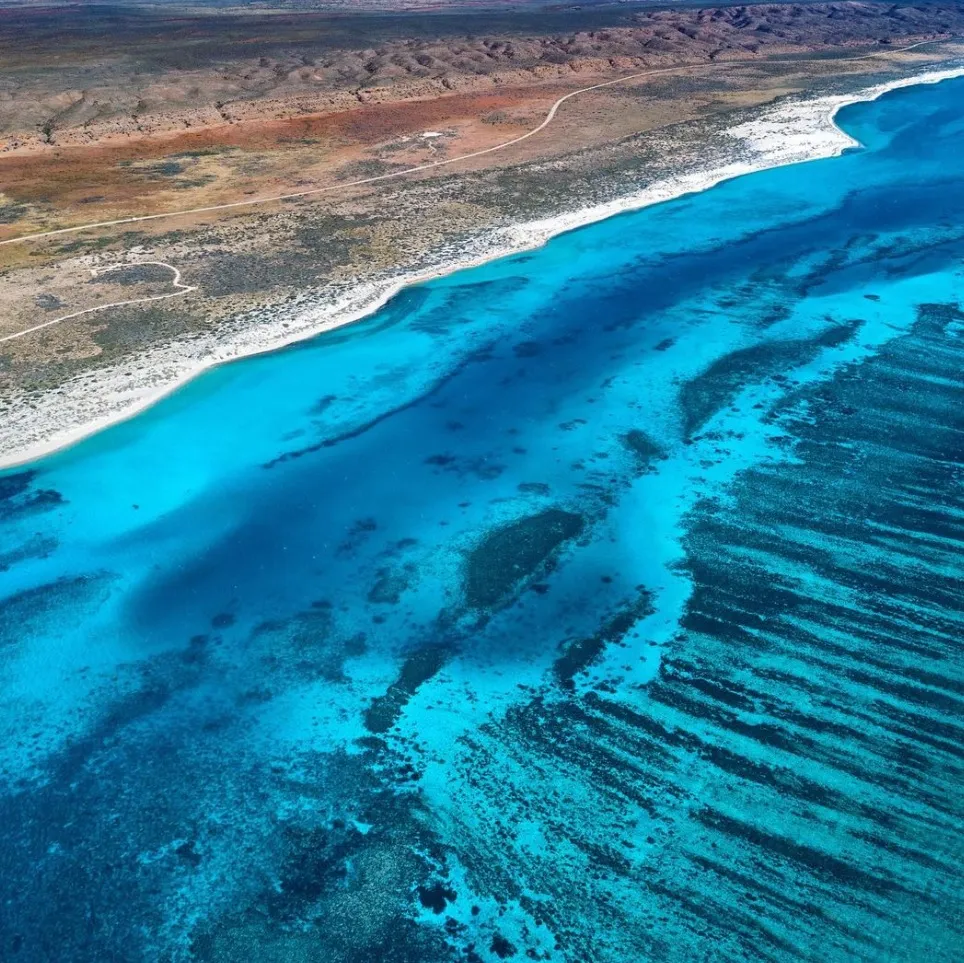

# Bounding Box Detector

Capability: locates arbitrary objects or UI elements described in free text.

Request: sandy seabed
[2,64,962,470]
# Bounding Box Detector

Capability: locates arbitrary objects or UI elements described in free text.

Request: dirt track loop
[0,262,196,344]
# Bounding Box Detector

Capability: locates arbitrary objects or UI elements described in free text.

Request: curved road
[0,37,955,344]
[0,37,952,250]
[0,262,196,345]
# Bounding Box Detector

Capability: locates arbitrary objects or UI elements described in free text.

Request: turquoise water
[2,77,964,962]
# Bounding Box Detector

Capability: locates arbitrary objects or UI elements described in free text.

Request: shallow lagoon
[2,77,964,962]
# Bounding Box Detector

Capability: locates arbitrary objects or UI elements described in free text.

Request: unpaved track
[0,262,196,344]
[0,38,952,250]
[0,38,955,345]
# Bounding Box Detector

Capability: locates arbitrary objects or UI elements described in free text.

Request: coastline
[2,63,963,472]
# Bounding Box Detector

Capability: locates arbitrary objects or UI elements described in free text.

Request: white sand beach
[1,64,962,470]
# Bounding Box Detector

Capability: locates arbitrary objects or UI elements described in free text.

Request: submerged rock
[464,507,584,609]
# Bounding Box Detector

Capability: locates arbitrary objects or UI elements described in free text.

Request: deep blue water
[2,76,964,962]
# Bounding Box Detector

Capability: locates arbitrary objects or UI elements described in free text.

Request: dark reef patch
[554,590,655,688]
[464,508,584,609]
[621,430,666,470]
[425,453,505,481]
[365,644,451,734]
[0,469,64,522]
[490,933,518,958]
[679,319,861,438]
[368,567,412,605]
[512,340,542,358]
[311,393,339,416]
[0,470,38,501]
[410,277,529,336]
[916,300,964,330]
[188,748,454,963]
[265,823,359,921]
[418,881,458,914]
[0,575,103,647]
[263,343,499,469]
[246,608,367,683]
[0,534,57,572]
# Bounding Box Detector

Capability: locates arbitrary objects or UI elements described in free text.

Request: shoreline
[2,62,963,472]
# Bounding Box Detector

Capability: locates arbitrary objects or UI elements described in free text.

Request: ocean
[1,74,963,962]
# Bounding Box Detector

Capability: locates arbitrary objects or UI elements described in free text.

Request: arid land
[1,1,963,452]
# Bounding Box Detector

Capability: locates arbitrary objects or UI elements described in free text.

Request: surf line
[0,261,196,344]
[0,36,956,249]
